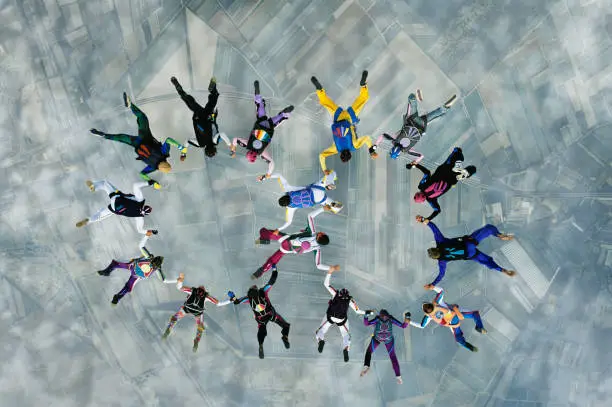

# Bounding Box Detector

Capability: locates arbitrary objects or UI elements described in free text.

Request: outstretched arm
[138,235,152,258]
[260,149,274,175]
[277,208,297,232]
[425,199,442,221]
[176,275,192,294]
[262,268,278,293]
[375,133,396,145]
[269,173,300,192]
[139,166,156,182]
[350,299,366,315]
[162,137,186,155]
[413,163,431,176]
[323,271,336,296]
[319,144,338,172]
[409,315,431,329]
[134,217,147,235]
[314,249,331,272]
[307,207,325,235]
[353,134,373,150]
[426,221,446,243]
[132,181,150,200]
[430,261,448,287]
[391,315,409,328]
[432,286,444,304]
[363,315,378,326]
[216,132,231,147]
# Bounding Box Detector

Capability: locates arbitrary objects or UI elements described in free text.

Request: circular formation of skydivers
[77,71,518,385]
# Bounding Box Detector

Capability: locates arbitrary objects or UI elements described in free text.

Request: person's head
[337,288,350,300]
[158,161,172,173]
[379,309,390,320]
[247,285,260,299]
[427,248,441,259]
[246,150,258,162]
[151,256,164,269]
[195,286,207,298]
[141,205,152,216]
[204,145,217,157]
[422,303,434,314]
[414,191,427,203]
[278,195,291,207]
[316,232,330,246]
[390,145,401,160]
[340,149,352,162]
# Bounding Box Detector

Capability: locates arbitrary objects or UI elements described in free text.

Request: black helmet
[337,288,350,299]
[196,286,206,298]
[379,309,390,319]
[247,286,259,298]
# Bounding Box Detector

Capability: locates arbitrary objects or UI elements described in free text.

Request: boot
[464,342,478,352]
[360,70,368,86]
[317,339,325,353]
[111,294,121,305]
[90,128,104,136]
[193,340,199,353]
[122,92,131,108]
[76,218,89,228]
[343,348,349,362]
[254,80,260,95]
[170,76,181,91]
[97,261,117,276]
[162,327,171,339]
[282,335,290,349]
[444,94,457,109]
[281,105,294,114]
[311,76,322,90]
[475,326,488,334]
[208,77,217,93]
[258,344,264,359]
[255,239,271,245]
[251,268,263,280]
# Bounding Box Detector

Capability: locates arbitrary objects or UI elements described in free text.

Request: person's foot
[254,80,260,95]
[444,94,457,109]
[170,76,180,88]
[406,163,415,170]
[76,218,89,228]
[502,269,517,277]
[416,89,423,102]
[464,343,478,352]
[162,328,171,339]
[360,366,370,377]
[180,147,187,162]
[90,128,103,136]
[311,76,322,90]
[360,70,368,86]
[97,268,111,276]
[396,376,403,384]
[343,348,349,362]
[122,92,131,108]
[208,77,217,93]
[251,268,263,280]
[317,339,325,353]
[111,294,120,305]
[193,340,199,353]
[258,344,264,359]
[255,239,271,245]
[281,105,294,114]
[497,233,514,241]
[475,326,488,334]
[282,335,290,349]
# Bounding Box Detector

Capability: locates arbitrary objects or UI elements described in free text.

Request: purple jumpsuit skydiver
[362,310,409,383]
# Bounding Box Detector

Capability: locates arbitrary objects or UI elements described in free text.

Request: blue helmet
[390,145,401,160]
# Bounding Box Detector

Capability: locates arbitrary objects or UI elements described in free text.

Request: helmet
[390,145,401,160]
[158,161,171,173]
[379,309,390,319]
[246,150,258,162]
[247,286,259,298]
[142,205,152,215]
[340,150,352,162]
[151,256,164,269]
[414,191,426,203]
[204,145,217,157]
[337,288,350,299]
[196,286,207,298]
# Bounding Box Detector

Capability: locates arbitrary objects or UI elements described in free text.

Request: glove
[153,182,161,190]
[368,145,377,155]
[365,310,374,316]
[227,291,235,299]
[151,230,158,235]
[404,311,411,319]
[147,179,156,186]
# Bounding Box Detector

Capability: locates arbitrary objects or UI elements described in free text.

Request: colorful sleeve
[260,150,274,174]
[205,295,219,305]
[264,269,278,291]
[432,286,444,304]
[176,281,192,294]
[234,296,250,305]
[323,272,336,296]
[391,316,409,328]
[364,315,378,326]
[307,207,324,234]
[140,166,156,177]
[277,208,296,232]
[410,316,431,328]
[314,248,331,272]
[319,144,338,172]
[430,261,447,286]
[350,299,366,315]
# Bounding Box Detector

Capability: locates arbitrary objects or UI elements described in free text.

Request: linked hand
[329,265,340,272]
[424,284,435,290]
[324,169,333,175]
[153,182,162,190]
[177,272,185,282]
[272,229,280,236]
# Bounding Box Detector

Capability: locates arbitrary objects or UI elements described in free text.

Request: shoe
[122,92,131,108]
[465,343,478,352]
[258,344,264,359]
[85,180,95,191]
[396,376,403,384]
[343,348,349,362]
[444,94,457,109]
[76,218,89,228]
[311,76,322,90]
[162,328,171,339]
[208,77,217,92]
[475,327,488,334]
[360,366,370,377]
[281,105,294,114]
[416,89,423,102]
[254,80,260,95]
[97,262,114,276]
[360,70,368,86]
[317,339,325,353]
[503,269,517,277]
[170,76,180,88]
[180,147,187,162]
[255,239,271,245]
[250,271,260,280]
[282,335,290,349]
[193,340,199,353]
[111,294,120,305]
[90,128,103,136]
